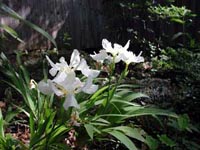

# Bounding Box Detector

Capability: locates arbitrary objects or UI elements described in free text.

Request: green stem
[103,63,129,113]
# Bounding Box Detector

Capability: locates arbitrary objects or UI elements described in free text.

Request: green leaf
[158,134,176,147]
[0,3,57,48]
[29,112,35,137]
[84,124,94,140]
[94,118,110,125]
[90,118,110,127]
[178,114,190,131]
[110,126,145,142]
[112,99,141,107]
[170,18,185,24]
[0,109,4,138]
[107,130,138,150]
[145,135,159,150]
[4,107,21,123]
[91,85,109,100]
[0,24,24,43]
[116,91,149,102]
[172,32,185,41]
[126,107,178,118]
[30,114,55,147]
[49,125,69,143]
[117,84,141,89]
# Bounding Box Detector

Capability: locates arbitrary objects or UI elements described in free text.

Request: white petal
[82,77,98,94]
[114,55,122,63]
[124,40,130,51]
[53,71,67,83]
[63,94,80,110]
[46,56,56,68]
[76,59,100,77]
[63,77,82,92]
[90,50,108,63]
[83,84,98,94]
[105,55,113,63]
[123,51,144,64]
[51,82,64,96]
[102,39,119,56]
[102,39,112,50]
[134,54,144,63]
[59,57,69,68]
[49,68,58,76]
[113,43,123,50]
[81,68,100,78]
[114,40,130,55]
[38,80,53,95]
[73,77,83,88]
[59,57,66,63]
[76,59,89,71]
[70,49,81,68]
[54,72,76,93]
[46,56,59,76]
[119,50,131,62]
[130,51,144,63]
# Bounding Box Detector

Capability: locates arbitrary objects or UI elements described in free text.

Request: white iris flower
[38,49,99,110]
[90,39,144,65]
[90,50,110,63]
[38,76,82,109]
[119,51,144,65]
[38,75,98,110]
[46,49,100,82]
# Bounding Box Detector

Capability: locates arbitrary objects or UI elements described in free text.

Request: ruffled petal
[134,51,144,63]
[49,68,58,76]
[38,80,53,95]
[90,50,108,63]
[102,39,112,50]
[63,77,82,92]
[83,84,98,94]
[76,59,89,71]
[82,68,100,78]
[76,59,100,78]
[121,51,144,64]
[113,43,123,51]
[51,82,64,96]
[82,77,98,94]
[63,94,80,110]
[118,50,130,61]
[53,71,67,83]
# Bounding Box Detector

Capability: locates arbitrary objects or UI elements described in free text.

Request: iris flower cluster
[38,39,144,110]
[90,39,144,65]
[38,49,100,110]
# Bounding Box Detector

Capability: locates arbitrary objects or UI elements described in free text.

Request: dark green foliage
[103,0,200,149]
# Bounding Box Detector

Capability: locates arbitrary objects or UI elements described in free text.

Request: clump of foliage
[0,39,193,149]
[148,4,196,24]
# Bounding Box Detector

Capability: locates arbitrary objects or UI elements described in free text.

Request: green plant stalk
[0,109,5,138]
[103,63,129,114]
[101,59,116,114]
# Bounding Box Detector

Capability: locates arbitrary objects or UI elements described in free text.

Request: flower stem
[103,63,129,113]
